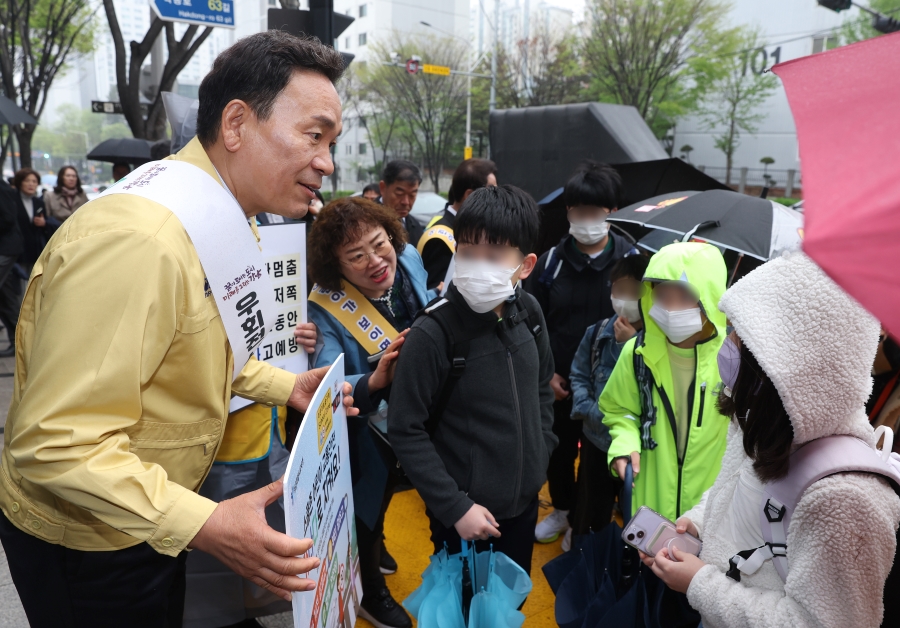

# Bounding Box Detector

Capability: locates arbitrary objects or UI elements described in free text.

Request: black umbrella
[535,159,729,257]
[0,94,37,126]
[608,189,803,261]
[87,138,154,164]
[542,463,700,628]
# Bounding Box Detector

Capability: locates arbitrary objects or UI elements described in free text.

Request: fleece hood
[640,242,728,349]
[719,251,880,446]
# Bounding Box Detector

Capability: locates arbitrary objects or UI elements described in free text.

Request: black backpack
[421,294,544,425]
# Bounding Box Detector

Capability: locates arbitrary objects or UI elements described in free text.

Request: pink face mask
[718,336,741,396]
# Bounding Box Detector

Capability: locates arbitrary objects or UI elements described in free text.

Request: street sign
[422,64,451,76]
[150,0,235,29]
[91,101,148,115]
[464,146,473,160]
[405,59,420,74]
[92,101,123,114]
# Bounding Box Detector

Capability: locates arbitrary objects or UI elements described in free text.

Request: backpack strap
[727,431,900,583]
[537,248,564,290]
[419,298,473,429]
[421,294,542,428]
[632,330,664,451]
[590,318,610,373]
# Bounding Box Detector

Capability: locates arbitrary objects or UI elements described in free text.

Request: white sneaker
[535,508,570,543]
[561,527,573,552]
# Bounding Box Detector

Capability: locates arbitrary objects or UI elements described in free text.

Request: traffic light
[268,0,355,67]
[872,14,900,33]
[817,0,853,11]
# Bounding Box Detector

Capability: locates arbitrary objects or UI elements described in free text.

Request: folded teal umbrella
[405,541,532,628]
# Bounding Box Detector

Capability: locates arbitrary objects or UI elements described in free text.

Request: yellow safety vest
[215,404,288,464]
[309,281,400,356]
[416,224,456,256]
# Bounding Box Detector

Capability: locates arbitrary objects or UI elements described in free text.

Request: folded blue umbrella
[405,542,532,628]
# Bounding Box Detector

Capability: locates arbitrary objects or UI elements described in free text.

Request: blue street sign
[150,0,235,29]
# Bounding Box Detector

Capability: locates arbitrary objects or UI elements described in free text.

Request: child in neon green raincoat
[600,242,729,521]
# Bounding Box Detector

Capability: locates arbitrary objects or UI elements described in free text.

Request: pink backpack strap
[728,431,900,583]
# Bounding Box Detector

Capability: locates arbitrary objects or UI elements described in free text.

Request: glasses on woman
[342,236,393,270]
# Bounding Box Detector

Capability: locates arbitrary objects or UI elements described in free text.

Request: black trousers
[427,496,539,576]
[0,254,20,345]
[546,397,581,516]
[0,511,188,628]
[572,438,621,535]
[356,472,399,597]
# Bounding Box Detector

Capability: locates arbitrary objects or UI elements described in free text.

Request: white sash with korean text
[99,160,276,380]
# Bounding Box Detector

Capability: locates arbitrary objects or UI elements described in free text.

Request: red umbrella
[772,31,900,337]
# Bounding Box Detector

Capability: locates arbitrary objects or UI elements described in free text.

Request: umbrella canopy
[87,138,154,164]
[0,94,37,126]
[608,189,803,261]
[772,31,900,337]
[535,159,729,256]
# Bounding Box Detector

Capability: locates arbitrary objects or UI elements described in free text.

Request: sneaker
[359,587,412,628]
[561,527,573,552]
[535,508,570,543]
[379,540,398,575]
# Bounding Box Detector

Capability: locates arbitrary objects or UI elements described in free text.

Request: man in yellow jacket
[0,32,353,628]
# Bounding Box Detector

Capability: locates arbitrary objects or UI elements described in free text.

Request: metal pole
[523,0,529,98]
[489,0,498,112]
[466,74,472,147]
[150,9,164,107]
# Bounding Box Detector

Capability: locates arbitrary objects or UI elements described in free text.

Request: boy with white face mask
[600,242,729,523]
[524,160,632,546]
[388,185,557,577]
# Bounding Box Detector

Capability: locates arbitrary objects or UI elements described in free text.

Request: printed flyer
[283,354,362,627]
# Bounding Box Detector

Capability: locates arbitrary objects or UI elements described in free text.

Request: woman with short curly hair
[307,195,435,628]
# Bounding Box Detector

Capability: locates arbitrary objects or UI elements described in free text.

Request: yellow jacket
[0,138,296,556]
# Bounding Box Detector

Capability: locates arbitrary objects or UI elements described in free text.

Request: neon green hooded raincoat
[600,242,729,521]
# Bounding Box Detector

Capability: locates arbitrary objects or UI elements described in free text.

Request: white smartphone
[622,506,702,558]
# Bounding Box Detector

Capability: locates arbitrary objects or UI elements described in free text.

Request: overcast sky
[471,0,588,24]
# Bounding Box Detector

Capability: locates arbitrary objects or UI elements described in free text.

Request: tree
[102,2,213,140]
[358,35,469,192]
[582,0,734,139]
[697,29,778,186]
[680,144,694,163]
[492,27,584,109]
[0,0,96,168]
[344,64,403,175]
[760,155,775,187]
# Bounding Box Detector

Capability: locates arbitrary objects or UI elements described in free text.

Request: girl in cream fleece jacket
[642,251,900,628]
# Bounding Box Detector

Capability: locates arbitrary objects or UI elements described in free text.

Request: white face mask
[611,297,641,323]
[569,219,609,245]
[648,303,704,344]
[453,259,520,314]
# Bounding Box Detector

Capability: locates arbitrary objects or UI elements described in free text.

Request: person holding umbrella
[601,242,729,523]
[112,162,131,182]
